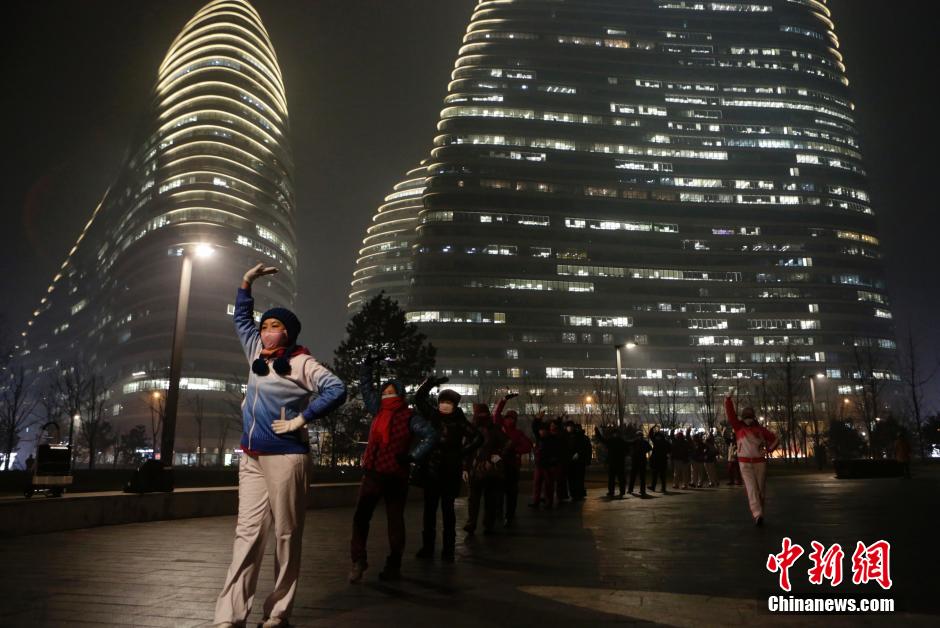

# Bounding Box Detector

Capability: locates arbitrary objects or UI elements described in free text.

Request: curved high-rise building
[21,0,296,461]
[348,164,427,311]
[350,0,895,421]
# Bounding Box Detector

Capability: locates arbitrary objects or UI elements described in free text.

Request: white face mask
[260,329,288,349]
[382,392,398,400]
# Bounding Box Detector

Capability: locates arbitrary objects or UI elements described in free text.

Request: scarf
[369,396,409,446]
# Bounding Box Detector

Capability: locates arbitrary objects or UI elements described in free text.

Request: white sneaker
[261,618,289,628]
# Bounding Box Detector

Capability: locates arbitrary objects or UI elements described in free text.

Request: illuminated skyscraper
[349,0,895,420]
[21,0,296,460]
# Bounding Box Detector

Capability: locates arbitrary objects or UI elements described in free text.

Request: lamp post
[614,342,636,426]
[160,243,214,489]
[68,412,80,466]
[808,373,825,465]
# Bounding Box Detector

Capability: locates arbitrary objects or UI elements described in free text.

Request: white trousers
[739,461,767,520]
[215,453,309,625]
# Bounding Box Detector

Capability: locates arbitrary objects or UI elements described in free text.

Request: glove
[490,454,501,464]
[433,375,450,386]
[572,453,579,461]
[396,453,414,467]
[243,263,278,284]
[272,416,305,434]
[462,470,470,483]
[504,392,519,401]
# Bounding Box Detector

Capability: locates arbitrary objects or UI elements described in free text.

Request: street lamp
[68,412,80,466]
[160,243,215,489]
[614,342,637,426]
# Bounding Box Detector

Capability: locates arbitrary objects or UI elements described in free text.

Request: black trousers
[649,460,668,492]
[568,462,586,498]
[628,461,647,495]
[466,477,503,531]
[607,461,626,496]
[422,482,457,552]
[504,464,520,521]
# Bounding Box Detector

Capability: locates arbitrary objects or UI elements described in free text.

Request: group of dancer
[213,264,779,627]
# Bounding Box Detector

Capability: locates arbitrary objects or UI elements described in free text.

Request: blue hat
[260,307,301,344]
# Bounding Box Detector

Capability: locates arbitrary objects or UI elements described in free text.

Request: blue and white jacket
[234,287,347,454]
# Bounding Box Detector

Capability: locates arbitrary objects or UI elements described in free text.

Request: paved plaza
[0,468,937,627]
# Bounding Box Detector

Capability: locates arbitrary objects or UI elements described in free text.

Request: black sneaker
[378,567,401,581]
[441,550,455,563]
[755,516,764,527]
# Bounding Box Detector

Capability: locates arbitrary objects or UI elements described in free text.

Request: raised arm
[414,376,444,421]
[234,264,278,361]
[358,362,380,416]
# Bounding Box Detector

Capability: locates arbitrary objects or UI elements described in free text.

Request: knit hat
[381,379,406,398]
[260,307,301,344]
[438,389,461,405]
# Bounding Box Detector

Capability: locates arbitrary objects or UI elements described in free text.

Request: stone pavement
[0,467,937,627]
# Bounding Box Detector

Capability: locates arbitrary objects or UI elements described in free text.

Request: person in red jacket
[348,360,437,583]
[494,392,533,526]
[725,393,779,526]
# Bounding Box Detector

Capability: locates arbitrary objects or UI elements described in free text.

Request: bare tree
[852,342,890,457]
[0,365,41,470]
[897,324,938,459]
[694,359,720,431]
[78,373,112,469]
[643,373,682,431]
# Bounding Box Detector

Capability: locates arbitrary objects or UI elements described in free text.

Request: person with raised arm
[215,264,347,628]
[413,377,482,561]
[725,390,779,527]
[494,392,534,523]
[348,358,438,583]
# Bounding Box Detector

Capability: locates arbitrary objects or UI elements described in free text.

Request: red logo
[851,540,892,590]
[766,537,804,592]
[807,541,844,586]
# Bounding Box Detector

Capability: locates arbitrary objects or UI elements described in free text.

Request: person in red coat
[494,392,533,525]
[725,393,778,526]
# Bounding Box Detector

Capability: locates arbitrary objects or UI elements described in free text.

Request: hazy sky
[3,0,937,412]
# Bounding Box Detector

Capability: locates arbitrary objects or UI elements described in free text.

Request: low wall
[0,482,364,537]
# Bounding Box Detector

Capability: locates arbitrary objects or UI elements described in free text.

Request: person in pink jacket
[725,393,778,527]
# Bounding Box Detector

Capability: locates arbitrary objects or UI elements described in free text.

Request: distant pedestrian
[530,412,563,508]
[704,435,720,487]
[348,361,437,583]
[670,431,691,489]
[626,426,651,496]
[726,439,743,486]
[215,264,347,628]
[596,424,627,498]
[24,454,35,473]
[464,403,512,534]
[725,393,778,526]
[647,427,670,493]
[565,423,592,500]
[690,432,706,488]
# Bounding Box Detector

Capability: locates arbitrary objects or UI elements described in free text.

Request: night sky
[2,1,937,411]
